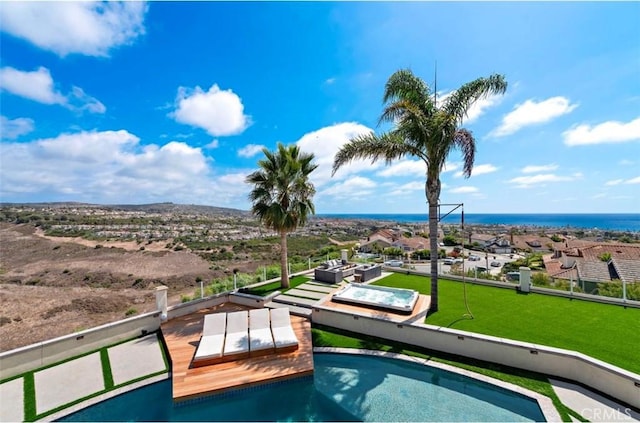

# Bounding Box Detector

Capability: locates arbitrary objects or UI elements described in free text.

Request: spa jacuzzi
[332,284,419,314]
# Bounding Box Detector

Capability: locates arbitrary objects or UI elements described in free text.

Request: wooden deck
[161,303,314,402]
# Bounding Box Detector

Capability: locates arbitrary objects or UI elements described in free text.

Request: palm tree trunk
[280,231,290,289]
[426,175,441,313]
[428,201,439,313]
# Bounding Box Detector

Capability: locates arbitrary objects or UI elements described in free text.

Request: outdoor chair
[192,312,227,367]
[249,308,275,357]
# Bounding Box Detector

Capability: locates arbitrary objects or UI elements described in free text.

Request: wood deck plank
[161,303,313,402]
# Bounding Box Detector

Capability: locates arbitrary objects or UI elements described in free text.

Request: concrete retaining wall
[0,311,161,380]
[311,306,640,408]
[166,293,228,320]
[229,291,279,308]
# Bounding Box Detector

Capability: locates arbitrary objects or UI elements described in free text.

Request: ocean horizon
[315,213,640,232]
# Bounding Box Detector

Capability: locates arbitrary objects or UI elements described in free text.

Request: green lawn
[372,274,640,374]
[242,275,310,296]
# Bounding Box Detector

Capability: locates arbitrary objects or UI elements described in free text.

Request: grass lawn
[242,275,310,296]
[372,273,640,374]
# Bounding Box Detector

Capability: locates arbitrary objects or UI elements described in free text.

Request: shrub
[125,308,137,316]
[531,272,550,286]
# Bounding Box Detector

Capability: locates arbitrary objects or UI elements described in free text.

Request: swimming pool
[332,284,419,313]
[59,353,545,421]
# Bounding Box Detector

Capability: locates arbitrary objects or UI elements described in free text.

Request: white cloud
[0,66,66,104]
[69,86,106,114]
[318,176,377,200]
[376,159,425,177]
[491,96,578,137]
[325,77,336,85]
[0,66,105,113]
[0,1,147,57]
[507,173,579,188]
[454,163,498,178]
[563,117,640,146]
[171,84,251,136]
[0,116,34,139]
[388,181,424,196]
[625,176,640,184]
[522,164,558,174]
[238,144,265,158]
[206,139,219,149]
[605,179,624,186]
[442,161,460,173]
[449,186,479,194]
[295,122,378,187]
[619,159,635,166]
[0,130,250,207]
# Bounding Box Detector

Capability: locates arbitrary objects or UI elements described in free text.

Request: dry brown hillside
[0,223,250,351]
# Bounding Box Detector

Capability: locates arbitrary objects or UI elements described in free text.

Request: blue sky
[1,1,639,214]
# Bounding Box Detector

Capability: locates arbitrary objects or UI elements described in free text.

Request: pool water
[60,353,545,422]
[333,284,419,312]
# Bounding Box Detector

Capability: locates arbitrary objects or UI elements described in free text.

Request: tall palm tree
[246,143,318,289]
[332,69,507,312]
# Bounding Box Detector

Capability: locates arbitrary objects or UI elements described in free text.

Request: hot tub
[332,284,419,314]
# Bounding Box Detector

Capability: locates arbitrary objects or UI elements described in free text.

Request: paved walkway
[0,333,168,422]
[550,378,639,422]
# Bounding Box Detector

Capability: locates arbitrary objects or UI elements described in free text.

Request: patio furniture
[249,308,275,357]
[355,264,382,282]
[270,308,299,352]
[314,267,344,283]
[192,313,227,367]
[223,310,250,361]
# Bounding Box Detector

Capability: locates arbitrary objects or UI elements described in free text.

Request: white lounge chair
[270,308,299,353]
[249,308,275,357]
[223,310,250,361]
[192,313,227,367]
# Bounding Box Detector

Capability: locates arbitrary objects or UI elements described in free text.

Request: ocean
[315,213,640,232]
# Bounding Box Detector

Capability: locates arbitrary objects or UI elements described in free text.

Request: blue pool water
[60,353,545,422]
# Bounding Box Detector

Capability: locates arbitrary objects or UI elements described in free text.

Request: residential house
[486,237,513,254]
[545,243,640,293]
[359,228,429,254]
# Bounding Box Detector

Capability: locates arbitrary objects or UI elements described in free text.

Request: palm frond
[442,74,507,124]
[453,128,476,178]
[332,132,413,176]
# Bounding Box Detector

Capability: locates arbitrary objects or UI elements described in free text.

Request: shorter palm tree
[246,143,318,289]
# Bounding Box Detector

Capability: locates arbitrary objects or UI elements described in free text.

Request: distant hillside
[0,202,250,217]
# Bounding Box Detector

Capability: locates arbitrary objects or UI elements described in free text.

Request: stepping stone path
[286,288,327,300]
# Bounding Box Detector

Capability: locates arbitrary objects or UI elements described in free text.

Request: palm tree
[332,69,507,313]
[246,143,318,289]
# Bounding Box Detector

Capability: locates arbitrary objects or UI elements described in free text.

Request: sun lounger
[270,308,299,353]
[249,308,275,357]
[223,310,250,360]
[192,313,227,367]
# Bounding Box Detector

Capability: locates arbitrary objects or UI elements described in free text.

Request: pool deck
[161,303,314,402]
